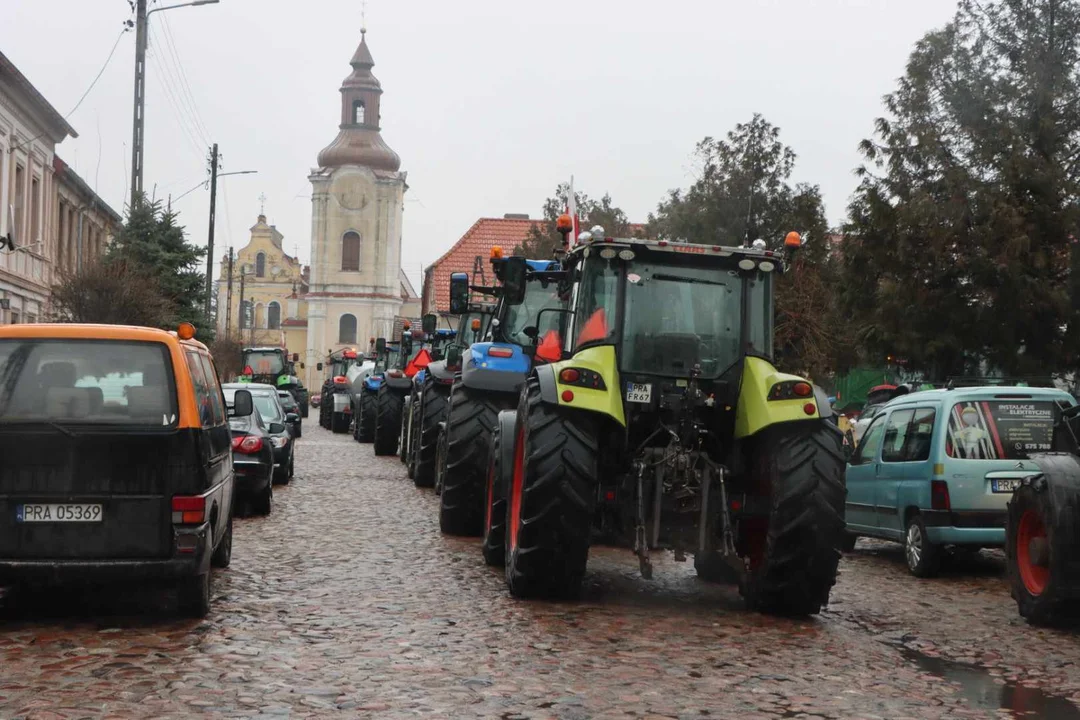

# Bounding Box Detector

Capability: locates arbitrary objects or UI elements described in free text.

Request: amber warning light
[177,322,196,340]
[471,318,481,331]
[556,214,573,233]
[490,245,504,259]
[784,231,802,249]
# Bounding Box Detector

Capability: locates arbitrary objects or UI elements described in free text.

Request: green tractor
[491,227,846,615]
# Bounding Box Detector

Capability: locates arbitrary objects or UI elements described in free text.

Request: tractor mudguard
[427,360,456,384]
[813,385,835,420]
[385,376,413,392]
[541,345,626,427]
[735,356,821,439]
[364,376,383,392]
[459,344,529,394]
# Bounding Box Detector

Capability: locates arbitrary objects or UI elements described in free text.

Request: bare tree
[207,337,243,382]
[51,259,172,327]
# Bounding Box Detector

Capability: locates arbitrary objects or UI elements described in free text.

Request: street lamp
[129,0,221,209]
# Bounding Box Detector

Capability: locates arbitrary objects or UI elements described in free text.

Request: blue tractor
[353,338,399,443]
[436,254,567,543]
[403,308,493,486]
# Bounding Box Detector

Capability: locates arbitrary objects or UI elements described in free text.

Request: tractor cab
[241,347,295,386]
[319,347,363,433]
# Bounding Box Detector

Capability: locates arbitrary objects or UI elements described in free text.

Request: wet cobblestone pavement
[3,425,1080,718]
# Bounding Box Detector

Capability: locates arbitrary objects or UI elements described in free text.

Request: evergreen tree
[843,0,1080,379]
[106,194,211,339]
[648,114,838,378]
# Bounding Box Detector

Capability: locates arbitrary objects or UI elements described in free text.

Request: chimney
[503,213,530,220]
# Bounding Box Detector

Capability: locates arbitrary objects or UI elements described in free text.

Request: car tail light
[488,347,514,358]
[172,495,206,525]
[232,435,263,454]
[931,480,951,511]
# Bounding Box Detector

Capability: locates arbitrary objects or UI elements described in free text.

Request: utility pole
[130,0,148,209]
[205,143,219,321]
[238,270,247,343]
[225,247,234,340]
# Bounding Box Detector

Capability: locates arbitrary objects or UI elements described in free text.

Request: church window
[255,303,266,329]
[341,231,361,272]
[339,313,357,344]
[256,252,266,278]
[353,100,365,125]
[267,301,281,330]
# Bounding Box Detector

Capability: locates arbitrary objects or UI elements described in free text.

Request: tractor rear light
[387,369,403,378]
[793,382,812,397]
[231,435,264,454]
[803,402,816,415]
[560,368,580,383]
[333,375,347,384]
[561,390,574,402]
[604,490,616,502]
[488,347,514,358]
[931,480,951,511]
[171,495,206,525]
[730,499,742,512]
[658,240,669,247]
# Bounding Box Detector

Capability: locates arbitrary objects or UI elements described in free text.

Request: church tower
[307,28,406,368]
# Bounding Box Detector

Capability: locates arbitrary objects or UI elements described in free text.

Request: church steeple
[316,29,401,172]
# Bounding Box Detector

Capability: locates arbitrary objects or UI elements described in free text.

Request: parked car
[277,390,302,438]
[0,322,241,618]
[845,385,1075,577]
[852,403,884,445]
[225,383,294,485]
[224,392,275,516]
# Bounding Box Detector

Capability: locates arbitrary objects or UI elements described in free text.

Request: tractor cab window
[622,260,740,378]
[574,256,619,347]
[747,274,774,357]
[503,281,563,346]
[244,351,286,376]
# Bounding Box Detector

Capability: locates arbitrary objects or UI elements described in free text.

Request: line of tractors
[311,220,1080,622]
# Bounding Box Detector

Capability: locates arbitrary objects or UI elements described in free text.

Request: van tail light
[172,495,206,525]
[488,347,514,358]
[231,435,264,454]
[931,480,951,511]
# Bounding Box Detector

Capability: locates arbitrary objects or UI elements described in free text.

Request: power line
[146,23,208,154]
[8,26,131,155]
[146,40,206,160]
[158,10,212,142]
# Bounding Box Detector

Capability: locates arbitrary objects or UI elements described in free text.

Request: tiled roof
[281,318,308,327]
[422,218,648,313]
[422,217,543,314]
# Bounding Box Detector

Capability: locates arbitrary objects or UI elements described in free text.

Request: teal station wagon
[845,385,1074,576]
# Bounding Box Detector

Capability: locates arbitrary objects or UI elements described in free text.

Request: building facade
[0,51,118,324]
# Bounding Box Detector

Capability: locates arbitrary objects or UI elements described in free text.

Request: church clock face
[271,265,282,276]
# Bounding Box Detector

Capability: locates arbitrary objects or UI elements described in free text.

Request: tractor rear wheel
[439,384,511,536]
[374,384,403,456]
[356,390,376,443]
[505,375,597,599]
[414,376,450,488]
[482,411,517,566]
[1006,454,1080,625]
[740,421,846,616]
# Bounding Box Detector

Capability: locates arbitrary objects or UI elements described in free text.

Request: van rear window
[946,401,1053,459]
[0,339,177,426]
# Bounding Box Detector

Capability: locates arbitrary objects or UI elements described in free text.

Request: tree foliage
[515,184,638,258]
[51,259,172,327]
[649,114,839,378]
[842,0,1080,378]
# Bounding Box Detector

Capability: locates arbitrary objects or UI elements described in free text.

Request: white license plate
[991,478,1022,493]
[626,383,653,404]
[17,504,103,523]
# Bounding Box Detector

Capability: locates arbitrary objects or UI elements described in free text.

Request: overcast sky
[3,0,957,290]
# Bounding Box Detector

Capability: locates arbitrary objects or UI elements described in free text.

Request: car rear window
[946,400,1054,459]
[0,339,177,426]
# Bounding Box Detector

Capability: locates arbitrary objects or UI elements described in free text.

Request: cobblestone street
[2,426,1080,719]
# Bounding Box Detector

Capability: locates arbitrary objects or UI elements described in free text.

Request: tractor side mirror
[422,313,437,334]
[501,257,528,305]
[376,337,387,354]
[523,326,539,341]
[446,345,462,368]
[449,272,470,315]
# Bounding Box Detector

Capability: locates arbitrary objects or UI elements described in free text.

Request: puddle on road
[899,646,1080,718]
